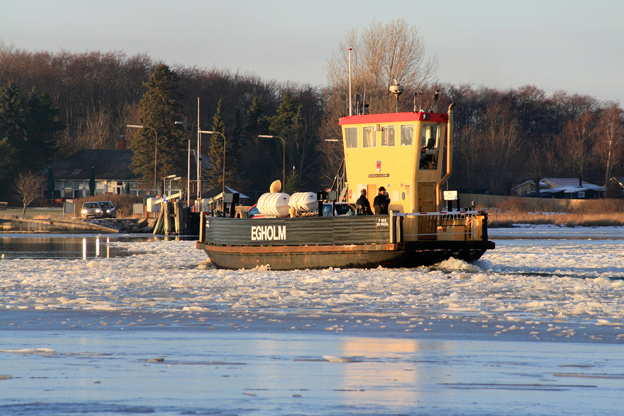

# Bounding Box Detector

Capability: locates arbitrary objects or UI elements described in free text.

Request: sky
[2,0,623,105]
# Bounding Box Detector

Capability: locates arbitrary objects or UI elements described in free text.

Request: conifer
[130,64,186,193]
[204,98,227,191]
[23,88,64,171]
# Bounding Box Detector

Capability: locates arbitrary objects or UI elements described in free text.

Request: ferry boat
[197,87,494,270]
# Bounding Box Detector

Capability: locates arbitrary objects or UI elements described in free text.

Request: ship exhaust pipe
[437,102,455,209]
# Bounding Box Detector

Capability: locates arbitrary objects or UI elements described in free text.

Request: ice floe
[0,234,623,327]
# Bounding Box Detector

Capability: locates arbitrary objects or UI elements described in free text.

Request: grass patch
[485,198,624,227]
[488,212,624,227]
[0,207,64,220]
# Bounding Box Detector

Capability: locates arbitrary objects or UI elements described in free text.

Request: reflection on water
[0,235,195,259]
[3,327,622,416]
[0,236,126,259]
[335,337,452,406]
[254,335,455,410]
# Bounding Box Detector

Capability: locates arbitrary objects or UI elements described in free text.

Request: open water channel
[1,226,623,415]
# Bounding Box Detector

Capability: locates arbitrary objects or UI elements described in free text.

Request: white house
[41,149,142,199]
[511,178,606,199]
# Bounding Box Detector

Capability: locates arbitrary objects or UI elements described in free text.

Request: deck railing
[393,211,486,242]
[200,210,488,246]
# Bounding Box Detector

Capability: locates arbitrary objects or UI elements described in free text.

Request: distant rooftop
[44,149,137,180]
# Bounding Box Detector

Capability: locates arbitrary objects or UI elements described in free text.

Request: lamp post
[201,131,227,196]
[187,137,190,205]
[176,98,212,205]
[127,124,158,195]
[258,135,285,191]
[163,174,181,200]
[174,121,192,206]
[196,97,202,200]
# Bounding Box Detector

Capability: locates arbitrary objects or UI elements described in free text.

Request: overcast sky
[3,0,623,105]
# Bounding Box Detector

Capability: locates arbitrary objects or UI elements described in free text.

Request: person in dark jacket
[373,186,390,215]
[356,189,372,215]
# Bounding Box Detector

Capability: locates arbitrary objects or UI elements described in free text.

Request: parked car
[81,202,103,219]
[98,201,117,218]
[322,202,357,217]
[247,203,265,219]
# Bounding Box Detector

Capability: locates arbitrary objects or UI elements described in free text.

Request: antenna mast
[348,48,353,116]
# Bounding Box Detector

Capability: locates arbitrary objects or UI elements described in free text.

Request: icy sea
[1,226,624,416]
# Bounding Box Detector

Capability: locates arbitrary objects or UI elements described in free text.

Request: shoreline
[4,308,623,345]
[488,212,624,228]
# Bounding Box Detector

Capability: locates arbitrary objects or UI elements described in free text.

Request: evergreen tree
[130,64,186,193]
[268,91,297,135]
[0,83,64,199]
[205,98,227,191]
[244,95,266,138]
[228,109,245,190]
[0,83,26,196]
[267,91,319,189]
[284,167,301,194]
[0,137,17,189]
[0,82,26,152]
[243,95,273,191]
[22,88,64,171]
[263,92,297,188]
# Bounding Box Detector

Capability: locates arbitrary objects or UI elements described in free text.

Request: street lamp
[127,124,158,195]
[196,97,202,200]
[163,174,181,200]
[200,130,227,195]
[175,121,192,206]
[258,135,285,191]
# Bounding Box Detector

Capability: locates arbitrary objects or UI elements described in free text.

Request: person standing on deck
[373,186,390,215]
[356,189,372,215]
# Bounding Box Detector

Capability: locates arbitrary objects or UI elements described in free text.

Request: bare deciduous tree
[480,102,525,194]
[525,140,558,195]
[594,103,624,185]
[555,111,596,182]
[455,123,484,194]
[321,19,437,181]
[327,18,437,115]
[14,171,42,218]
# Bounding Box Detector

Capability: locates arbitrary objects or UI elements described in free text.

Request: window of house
[400,125,413,146]
[63,182,74,197]
[345,127,358,148]
[381,126,395,146]
[363,126,376,147]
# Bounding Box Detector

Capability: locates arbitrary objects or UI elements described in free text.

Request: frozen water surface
[2,230,623,326]
[1,227,623,415]
[3,330,624,416]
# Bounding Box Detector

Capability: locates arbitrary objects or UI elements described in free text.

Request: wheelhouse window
[400,125,413,146]
[381,126,395,146]
[363,126,376,148]
[419,123,442,170]
[345,127,358,148]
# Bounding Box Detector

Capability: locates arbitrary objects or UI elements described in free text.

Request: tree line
[443,84,624,195]
[0,45,324,201]
[0,20,622,203]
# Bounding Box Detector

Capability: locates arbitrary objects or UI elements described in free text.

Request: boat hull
[197,214,494,270]
[197,240,494,270]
